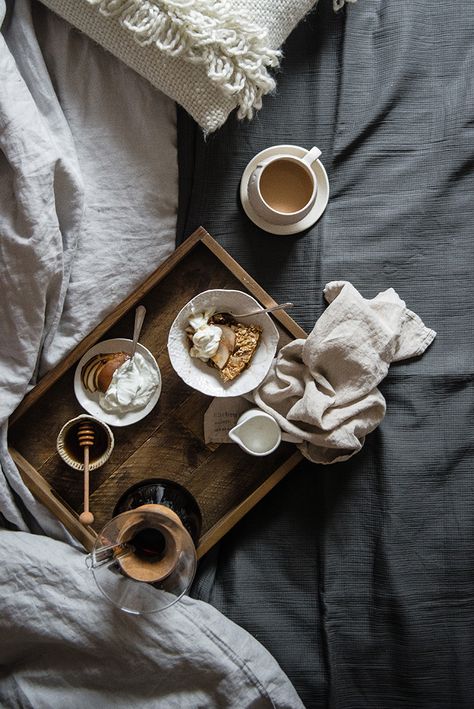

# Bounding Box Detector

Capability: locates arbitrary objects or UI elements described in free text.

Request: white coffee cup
[247,146,322,226]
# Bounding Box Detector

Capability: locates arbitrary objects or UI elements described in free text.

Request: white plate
[240,144,329,235]
[167,290,279,398]
[74,338,162,427]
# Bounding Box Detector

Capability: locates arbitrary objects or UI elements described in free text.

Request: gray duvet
[178,0,474,707]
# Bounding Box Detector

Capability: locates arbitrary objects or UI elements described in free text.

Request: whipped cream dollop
[188,308,222,361]
[99,352,160,413]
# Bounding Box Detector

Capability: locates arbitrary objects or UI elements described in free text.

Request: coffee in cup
[247,146,321,226]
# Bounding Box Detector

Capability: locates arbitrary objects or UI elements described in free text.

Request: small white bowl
[74,338,162,427]
[167,289,279,397]
[57,414,114,471]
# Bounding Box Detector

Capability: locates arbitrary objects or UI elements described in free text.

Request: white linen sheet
[1,0,177,533]
[0,3,303,706]
[0,530,304,708]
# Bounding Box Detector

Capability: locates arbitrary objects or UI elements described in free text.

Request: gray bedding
[2,0,474,706]
[178,1,474,706]
[0,530,303,708]
[0,2,304,707]
[0,0,176,530]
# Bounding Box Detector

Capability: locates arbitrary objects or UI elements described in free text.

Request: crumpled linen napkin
[246,281,436,464]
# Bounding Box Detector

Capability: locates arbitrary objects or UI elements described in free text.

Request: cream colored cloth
[37,0,356,133]
[249,281,436,464]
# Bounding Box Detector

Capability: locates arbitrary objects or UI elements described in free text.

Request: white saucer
[74,338,162,427]
[240,144,329,235]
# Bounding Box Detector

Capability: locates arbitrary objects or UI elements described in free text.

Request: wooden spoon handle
[79,446,94,526]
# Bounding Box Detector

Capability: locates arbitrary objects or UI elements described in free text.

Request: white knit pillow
[38,0,354,133]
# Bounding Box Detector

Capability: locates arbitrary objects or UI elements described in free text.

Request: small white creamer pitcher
[228,408,281,456]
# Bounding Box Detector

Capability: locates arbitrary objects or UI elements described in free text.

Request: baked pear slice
[219,323,262,383]
[81,351,130,393]
[96,352,130,393]
[81,354,103,392]
[210,325,236,370]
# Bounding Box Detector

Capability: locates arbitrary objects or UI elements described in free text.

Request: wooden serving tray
[8,228,306,558]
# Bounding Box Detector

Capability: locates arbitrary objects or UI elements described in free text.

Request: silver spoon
[231,302,294,318]
[130,305,146,358]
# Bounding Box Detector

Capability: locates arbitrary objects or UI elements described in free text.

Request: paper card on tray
[204,397,250,444]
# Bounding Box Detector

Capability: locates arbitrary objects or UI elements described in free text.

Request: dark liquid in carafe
[132,528,166,560]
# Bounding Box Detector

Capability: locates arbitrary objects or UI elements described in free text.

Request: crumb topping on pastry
[186,310,262,381]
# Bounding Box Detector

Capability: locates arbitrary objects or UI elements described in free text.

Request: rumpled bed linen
[0,3,303,707]
[179,0,474,707]
[0,0,177,532]
[0,530,303,708]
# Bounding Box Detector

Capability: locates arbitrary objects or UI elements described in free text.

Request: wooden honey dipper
[77,421,95,526]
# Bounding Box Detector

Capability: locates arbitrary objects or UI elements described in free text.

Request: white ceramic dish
[240,144,329,235]
[74,338,162,427]
[167,289,280,397]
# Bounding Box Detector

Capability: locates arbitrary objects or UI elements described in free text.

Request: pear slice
[81,351,130,393]
[97,352,130,393]
[81,354,103,393]
[210,340,230,370]
[92,355,115,392]
[210,325,236,370]
[85,361,101,393]
[219,325,236,353]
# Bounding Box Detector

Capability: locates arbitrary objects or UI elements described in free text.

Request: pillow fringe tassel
[85,0,281,120]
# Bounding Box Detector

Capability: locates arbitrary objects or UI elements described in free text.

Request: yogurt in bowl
[99,352,160,413]
[74,338,162,427]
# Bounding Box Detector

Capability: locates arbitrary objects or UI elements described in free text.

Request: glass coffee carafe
[86,479,201,615]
